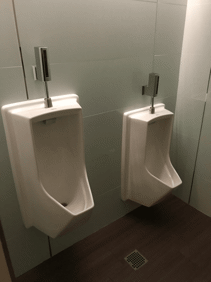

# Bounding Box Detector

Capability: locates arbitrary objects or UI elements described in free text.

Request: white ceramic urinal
[121,104,182,207]
[2,94,94,238]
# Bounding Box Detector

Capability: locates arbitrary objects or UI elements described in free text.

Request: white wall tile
[84,111,122,198]
[170,132,198,203]
[154,3,187,55]
[177,53,209,101]
[0,67,27,232]
[153,54,181,99]
[14,0,156,64]
[0,174,25,241]
[0,1,21,67]
[89,187,140,234]
[190,175,211,217]
[192,91,211,182]
[172,173,192,203]
[194,139,211,182]
[6,231,49,277]
[186,0,211,220]
[174,0,211,212]
[174,97,205,140]
[13,0,156,105]
[182,4,211,56]
[157,94,177,112]
[0,68,26,106]
[26,56,153,115]
[0,68,27,223]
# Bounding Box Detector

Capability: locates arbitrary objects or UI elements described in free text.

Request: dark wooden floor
[16,195,211,282]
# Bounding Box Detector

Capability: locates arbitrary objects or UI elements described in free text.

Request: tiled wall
[154,0,187,110]
[190,90,211,217]
[187,2,211,217]
[0,0,187,277]
[171,0,211,204]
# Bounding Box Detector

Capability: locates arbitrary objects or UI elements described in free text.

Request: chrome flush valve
[142,73,159,114]
[34,47,52,108]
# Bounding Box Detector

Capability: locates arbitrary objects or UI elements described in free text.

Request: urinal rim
[1,94,79,111]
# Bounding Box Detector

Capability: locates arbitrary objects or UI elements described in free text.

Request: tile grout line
[0,66,22,70]
[152,0,159,72]
[159,3,187,6]
[83,109,117,119]
[48,236,53,258]
[188,69,210,204]
[11,0,29,100]
[94,185,121,200]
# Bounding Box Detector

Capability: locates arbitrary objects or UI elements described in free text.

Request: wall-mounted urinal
[2,94,94,238]
[121,103,182,207]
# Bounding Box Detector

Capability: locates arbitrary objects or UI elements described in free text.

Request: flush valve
[34,47,52,108]
[142,73,159,114]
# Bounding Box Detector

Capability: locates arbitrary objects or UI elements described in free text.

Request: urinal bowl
[2,94,94,238]
[121,104,182,207]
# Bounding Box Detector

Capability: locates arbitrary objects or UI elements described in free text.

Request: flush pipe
[142,73,160,114]
[34,46,53,108]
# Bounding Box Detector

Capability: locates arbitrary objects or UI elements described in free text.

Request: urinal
[121,103,182,207]
[2,94,94,238]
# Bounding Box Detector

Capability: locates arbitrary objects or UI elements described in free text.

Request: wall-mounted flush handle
[34,47,52,108]
[34,47,51,82]
[142,73,159,97]
[142,73,160,114]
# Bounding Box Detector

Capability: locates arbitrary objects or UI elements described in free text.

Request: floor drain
[124,250,148,270]
[61,203,67,207]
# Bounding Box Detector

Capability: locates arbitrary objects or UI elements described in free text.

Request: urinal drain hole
[124,250,148,270]
[61,203,67,207]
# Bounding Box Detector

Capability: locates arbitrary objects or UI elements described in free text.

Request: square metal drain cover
[124,250,148,270]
